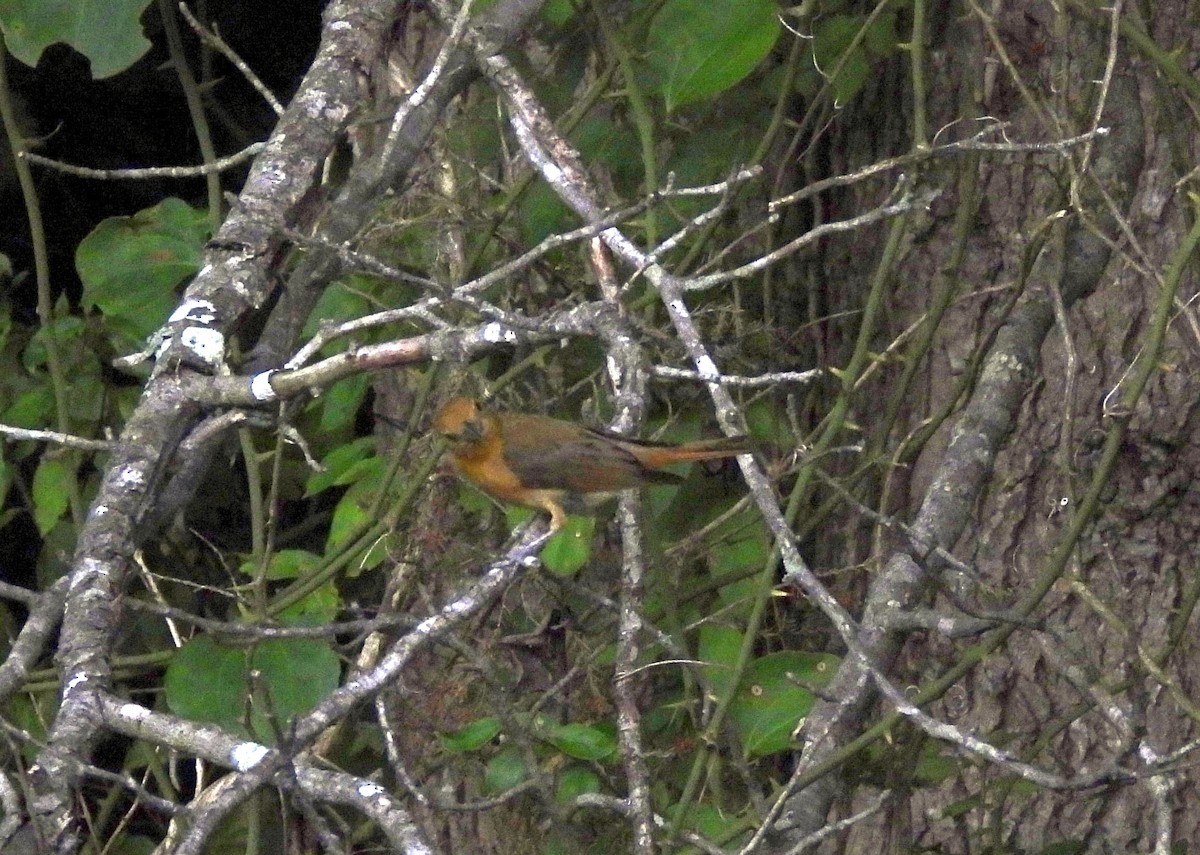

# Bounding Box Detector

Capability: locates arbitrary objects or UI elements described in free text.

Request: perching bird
[433,397,752,531]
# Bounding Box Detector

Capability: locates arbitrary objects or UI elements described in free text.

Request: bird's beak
[461,420,484,443]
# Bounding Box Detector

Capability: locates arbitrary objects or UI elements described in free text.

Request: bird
[432,397,752,531]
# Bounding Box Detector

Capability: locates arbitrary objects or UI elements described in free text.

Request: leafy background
[0,0,1198,853]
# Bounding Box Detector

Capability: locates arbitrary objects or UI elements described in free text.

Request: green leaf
[687,803,752,841]
[164,637,249,735]
[3,692,54,764]
[319,373,370,434]
[645,0,781,111]
[704,510,769,619]
[248,638,341,737]
[812,15,872,105]
[325,458,384,551]
[540,516,595,577]
[940,793,982,820]
[23,314,83,373]
[728,651,840,757]
[745,396,796,445]
[165,636,340,743]
[275,581,340,627]
[555,767,602,803]
[36,518,76,586]
[326,460,390,575]
[483,748,529,794]
[0,0,154,79]
[661,121,761,222]
[306,437,376,495]
[542,0,578,26]
[32,455,71,535]
[440,717,502,753]
[697,623,743,698]
[17,316,105,427]
[238,549,322,581]
[543,722,617,761]
[573,116,643,194]
[76,198,209,350]
[863,9,899,59]
[519,181,574,246]
[302,278,374,342]
[101,834,158,855]
[914,740,960,785]
[708,516,769,575]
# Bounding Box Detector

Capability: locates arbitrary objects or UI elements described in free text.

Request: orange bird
[433,397,752,531]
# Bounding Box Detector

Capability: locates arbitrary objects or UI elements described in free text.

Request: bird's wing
[499,417,680,493]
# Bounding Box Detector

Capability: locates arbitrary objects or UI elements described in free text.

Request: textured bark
[780,3,1200,851]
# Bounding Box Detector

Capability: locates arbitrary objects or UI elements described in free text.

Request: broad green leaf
[706,512,768,617]
[36,518,76,586]
[519,181,574,246]
[688,803,752,841]
[1,386,52,429]
[745,396,797,445]
[555,767,601,803]
[863,9,900,58]
[812,15,872,105]
[76,198,209,350]
[238,549,321,581]
[164,636,248,735]
[0,0,154,79]
[543,722,616,761]
[941,793,983,820]
[540,516,595,577]
[248,638,341,737]
[662,122,761,222]
[32,455,71,535]
[728,651,839,757]
[275,581,339,627]
[914,740,960,785]
[319,373,370,434]
[3,692,53,764]
[22,315,84,373]
[542,0,578,26]
[645,0,781,111]
[165,636,340,743]
[306,437,376,495]
[325,458,383,552]
[697,623,743,698]
[302,279,372,338]
[20,317,105,426]
[709,517,769,576]
[440,717,502,753]
[573,116,642,194]
[642,479,683,526]
[483,748,529,794]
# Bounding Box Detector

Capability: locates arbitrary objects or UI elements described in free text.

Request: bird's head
[433,397,487,445]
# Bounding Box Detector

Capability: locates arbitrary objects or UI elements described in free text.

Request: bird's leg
[537,498,569,532]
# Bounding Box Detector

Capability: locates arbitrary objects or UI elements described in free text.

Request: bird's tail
[632,436,754,468]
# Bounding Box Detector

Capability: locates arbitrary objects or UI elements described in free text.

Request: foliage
[0,0,1195,853]
[0,0,153,78]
